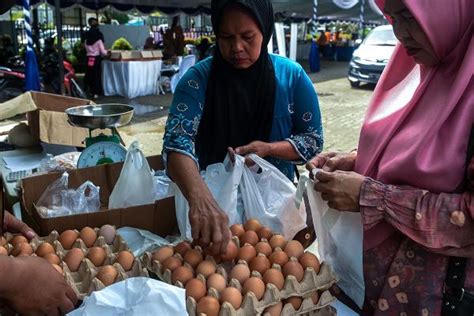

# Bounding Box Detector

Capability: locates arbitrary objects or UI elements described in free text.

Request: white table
[102,59,162,99]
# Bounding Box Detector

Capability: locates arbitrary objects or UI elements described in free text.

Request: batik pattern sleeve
[286,68,324,163]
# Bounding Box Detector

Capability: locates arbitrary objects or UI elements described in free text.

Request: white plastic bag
[108,141,155,209]
[173,154,245,239]
[37,171,69,212]
[306,169,365,308]
[240,153,306,240]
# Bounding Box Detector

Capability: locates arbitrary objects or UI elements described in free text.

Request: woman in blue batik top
[163,0,323,254]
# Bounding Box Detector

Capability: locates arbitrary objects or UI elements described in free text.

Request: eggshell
[64,248,84,272]
[244,219,262,232]
[52,263,63,274]
[207,273,226,293]
[171,266,194,285]
[196,260,216,278]
[230,263,251,285]
[116,250,134,271]
[284,240,304,259]
[0,236,8,247]
[58,230,78,250]
[240,230,259,246]
[250,255,271,275]
[12,242,33,256]
[197,296,220,316]
[269,235,286,250]
[237,244,257,263]
[255,241,272,257]
[220,241,238,262]
[243,277,265,300]
[257,226,273,240]
[98,225,116,245]
[264,302,283,316]
[174,241,192,256]
[97,265,118,286]
[263,268,285,290]
[79,227,97,248]
[36,242,55,257]
[0,246,8,256]
[44,253,61,265]
[152,246,174,263]
[162,256,182,273]
[11,235,28,247]
[87,247,106,267]
[282,260,304,282]
[300,252,321,273]
[183,249,203,268]
[185,278,206,301]
[230,224,245,237]
[311,291,320,304]
[220,287,242,309]
[269,250,289,267]
[284,296,303,310]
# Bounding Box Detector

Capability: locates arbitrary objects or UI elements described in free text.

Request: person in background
[83,17,109,100]
[143,37,155,50]
[316,30,328,56]
[196,37,212,61]
[0,35,15,65]
[307,0,473,314]
[163,16,185,60]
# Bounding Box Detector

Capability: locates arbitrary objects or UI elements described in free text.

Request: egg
[12,242,33,256]
[171,266,194,285]
[185,278,206,301]
[36,242,55,257]
[79,227,97,247]
[237,244,257,263]
[183,249,203,268]
[240,230,259,246]
[174,241,192,256]
[98,225,116,245]
[87,247,106,267]
[244,219,262,232]
[264,302,283,316]
[269,235,286,250]
[230,224,245,237]
[152,246,174,263]
[263,268,285,290]
[300,252,321,273]
[220,241,238,262]
[243,277,265,300]
[311,291,319,304]
[207,273,226,292]
[58,230,78,250]
[197,296,220,316]
[116,250,134,271]
[284,296,303,310]
[162,256,183,273]
[196,260,216,278]
[0,246,8,256]
[52,263,63,274]
[0,236,8,247]
[257,226,273,240]
[255,241,272,257]
[220,287,242,309]
[97,265,118,286]
[44,253,61,265]
[269,250,289,267]
[284,240,304,259]
[282,260,304,282]
[64,248,84,272]
[250,255,271,275]
[230,263,251,285]
[11,235,28,247]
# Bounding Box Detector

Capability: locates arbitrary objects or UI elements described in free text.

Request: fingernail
[235,149,240,154]
[25,231,36,239]
[322,166,330,172]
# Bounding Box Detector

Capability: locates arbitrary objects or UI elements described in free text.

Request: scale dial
[77,141,127,168]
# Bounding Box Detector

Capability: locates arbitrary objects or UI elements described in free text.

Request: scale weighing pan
[66,104,134,130]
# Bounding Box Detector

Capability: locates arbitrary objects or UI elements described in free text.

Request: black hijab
[85,26,104,46]
[195,0,276,169]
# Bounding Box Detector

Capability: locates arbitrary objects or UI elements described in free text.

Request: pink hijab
[355,0,474,249]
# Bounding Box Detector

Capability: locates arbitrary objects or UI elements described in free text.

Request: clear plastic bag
[37,172,70,213]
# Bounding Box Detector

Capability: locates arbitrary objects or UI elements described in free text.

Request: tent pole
[312,0,318,35]
[359,0,365,38]
[54,0,65,95]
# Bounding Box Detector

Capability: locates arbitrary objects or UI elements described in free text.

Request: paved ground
[95,60,375,157]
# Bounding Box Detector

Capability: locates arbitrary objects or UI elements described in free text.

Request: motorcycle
[42,52,86,99]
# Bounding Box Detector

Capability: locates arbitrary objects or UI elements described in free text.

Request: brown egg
[300,252,321,273]
[52,263,63,274]
[220,287,242,309]
[58,230,78,250]
[183,249,203,268]
[284,240,304,259]
[230,224,245,237]
[257,226,273,240]
[255,241,272,257]
[185,278,206,301]
[240,230,259,246]
[282,260,304,282]
[196,260,216,278]
[44,253,61,265]
[264,302,283,316]
[97,265,118,286]
[220,241,238,262]
[269,235,286,250]
[171,266,194,285]
[116,250,134,271]
[87,247,106,267]
[174,241,192,256]
[237,244,257,263]
[11,235,28,247]
[269,250,289,267]
[162,256,182,273]
[64,248,84,272]
[250,255,271,275]
[36,242,55,257]
[0,246,8,256]
[230,263,251,285]
[284,296,303,311]
[311,291,320,304]
[0,236,7,247]
[244,219,262,232]
[207,273,226,292]
[243,277,265,300]
[263,268,285,290]
[197,296,220,316]
[98,225,116,245]
[12,242,33,256]
[79,227,97,248]
[152,246,174,263]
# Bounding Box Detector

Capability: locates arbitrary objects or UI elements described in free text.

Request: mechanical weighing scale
[65,104,134,168]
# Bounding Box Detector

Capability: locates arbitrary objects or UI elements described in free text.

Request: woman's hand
[313,170,366,212]
[3,212,36,239]
[306,151,357,176]
[234,141,272,166]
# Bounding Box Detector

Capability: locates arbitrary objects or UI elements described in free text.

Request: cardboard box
[25,91,113,148]
[141,50,154,59]
[20,155,177,237]
[151,50,163,59]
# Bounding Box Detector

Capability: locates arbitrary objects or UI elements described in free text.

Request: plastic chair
[170,55,196,94]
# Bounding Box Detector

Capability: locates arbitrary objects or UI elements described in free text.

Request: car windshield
[364,29,397,46]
